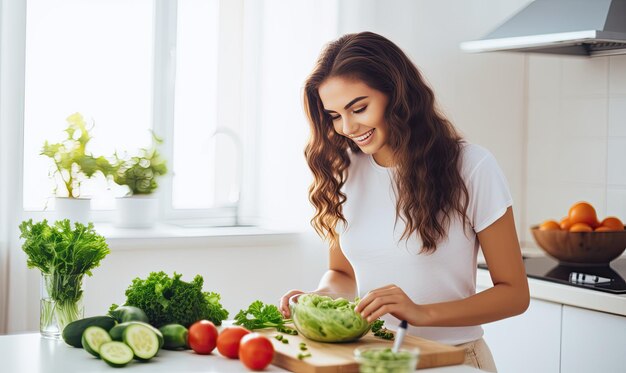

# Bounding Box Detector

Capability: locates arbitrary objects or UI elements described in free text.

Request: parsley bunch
[234,300,297,335]
[19,219,110,330]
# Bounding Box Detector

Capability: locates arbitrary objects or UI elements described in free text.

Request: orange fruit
[559,217,572,231]
[568,202,599,228]
[569,223,593,232]
[598,217,624,231]
[595,226,613,232]
[539,220,561,231]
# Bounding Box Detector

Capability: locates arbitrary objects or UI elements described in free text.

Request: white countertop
[1,333,485,373]
[477,248,626,317]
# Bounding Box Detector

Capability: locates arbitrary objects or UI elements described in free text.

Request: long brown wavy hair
[303,31,469,253]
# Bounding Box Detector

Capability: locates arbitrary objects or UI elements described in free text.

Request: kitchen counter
[1,333,486,373]
[477,248,626,317]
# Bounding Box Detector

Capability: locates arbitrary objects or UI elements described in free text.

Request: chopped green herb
[371,319,394,340]
[281,338,289,344]
[297,352,312,360]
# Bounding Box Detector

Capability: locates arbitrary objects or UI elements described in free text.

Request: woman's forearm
[315,269,357,297]
[415,283,530,327]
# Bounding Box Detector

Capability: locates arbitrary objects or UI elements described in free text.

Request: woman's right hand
[279,289,305,318]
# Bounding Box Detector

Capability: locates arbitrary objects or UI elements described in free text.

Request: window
[17,0,339,228]
[23,0,240,224]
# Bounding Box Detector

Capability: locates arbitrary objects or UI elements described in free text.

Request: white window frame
[155,0,255,227]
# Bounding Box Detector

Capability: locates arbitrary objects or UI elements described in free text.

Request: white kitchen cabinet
[478,286,562,373]
[560,305,626,373]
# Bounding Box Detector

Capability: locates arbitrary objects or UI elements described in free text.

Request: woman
[279,31,529,372]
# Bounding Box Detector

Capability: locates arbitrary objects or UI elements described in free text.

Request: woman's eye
[353,106,367,114]
[330,114,341,121]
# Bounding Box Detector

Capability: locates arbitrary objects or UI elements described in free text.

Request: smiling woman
[280,31,529,373]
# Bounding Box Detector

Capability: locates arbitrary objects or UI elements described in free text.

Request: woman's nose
[342,116,359,136]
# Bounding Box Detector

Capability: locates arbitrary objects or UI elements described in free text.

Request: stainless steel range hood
[460,0,626,57]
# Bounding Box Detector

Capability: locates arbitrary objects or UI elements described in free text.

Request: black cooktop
[478,256,626,294]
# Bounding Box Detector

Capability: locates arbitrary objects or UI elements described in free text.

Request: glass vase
[40,273,85,339]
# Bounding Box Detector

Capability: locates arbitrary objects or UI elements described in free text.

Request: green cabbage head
[290,293,371,342]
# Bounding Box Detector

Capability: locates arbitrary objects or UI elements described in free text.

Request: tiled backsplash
[523,55,626,245]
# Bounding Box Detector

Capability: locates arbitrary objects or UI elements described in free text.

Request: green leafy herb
[118,271,228,328]
[234,300,297,335]
[297,352,312,360]
[371,319,394,340]
[19,219,110,330]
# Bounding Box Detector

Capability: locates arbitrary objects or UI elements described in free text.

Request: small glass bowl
[354,346,420,373]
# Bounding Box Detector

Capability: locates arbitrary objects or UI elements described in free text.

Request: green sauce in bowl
[354,346,420,373]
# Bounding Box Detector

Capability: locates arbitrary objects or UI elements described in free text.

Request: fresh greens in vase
[19,219,110,337]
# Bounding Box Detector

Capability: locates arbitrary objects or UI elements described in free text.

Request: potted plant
[109,132,167,228]
[41,113,112,223]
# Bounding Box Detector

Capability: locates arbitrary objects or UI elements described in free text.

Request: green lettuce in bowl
[289,293,371,343]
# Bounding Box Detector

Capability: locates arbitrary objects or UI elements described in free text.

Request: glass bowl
[289,292,371,343]
[354,346,420,373]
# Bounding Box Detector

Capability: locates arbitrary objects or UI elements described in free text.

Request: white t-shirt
[339,143,513,345]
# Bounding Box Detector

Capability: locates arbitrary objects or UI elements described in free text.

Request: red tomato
[217,326,251,359]
[188,320,218,355]
[239,333,274,371]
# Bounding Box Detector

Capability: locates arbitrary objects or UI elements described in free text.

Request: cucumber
[123,323,160,360]
[99,341,134,367]
[82,326,112,357]
[109,321,164,348]
[108,305,149,323]
[158,324,188,350]
[62,316,116,348]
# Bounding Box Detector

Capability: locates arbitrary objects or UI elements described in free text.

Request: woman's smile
[351,128,375,145]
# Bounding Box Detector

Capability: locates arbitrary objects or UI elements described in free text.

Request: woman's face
[318,76,393,167]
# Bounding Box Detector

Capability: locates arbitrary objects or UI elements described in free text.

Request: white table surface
[0,333,485,373]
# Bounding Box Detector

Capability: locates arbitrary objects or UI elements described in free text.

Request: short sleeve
[465,150,513,233]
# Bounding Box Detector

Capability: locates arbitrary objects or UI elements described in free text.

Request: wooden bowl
[530,226,626,266]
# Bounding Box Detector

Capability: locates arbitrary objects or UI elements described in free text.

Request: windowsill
[94,222,303,250]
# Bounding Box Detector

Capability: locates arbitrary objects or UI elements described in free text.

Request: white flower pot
[115,196,158,228]
[54,197,91,224]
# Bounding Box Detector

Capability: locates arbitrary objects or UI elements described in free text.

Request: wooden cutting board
[256,328,466,373]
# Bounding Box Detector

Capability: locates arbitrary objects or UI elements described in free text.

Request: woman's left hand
[354,284,423,325]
